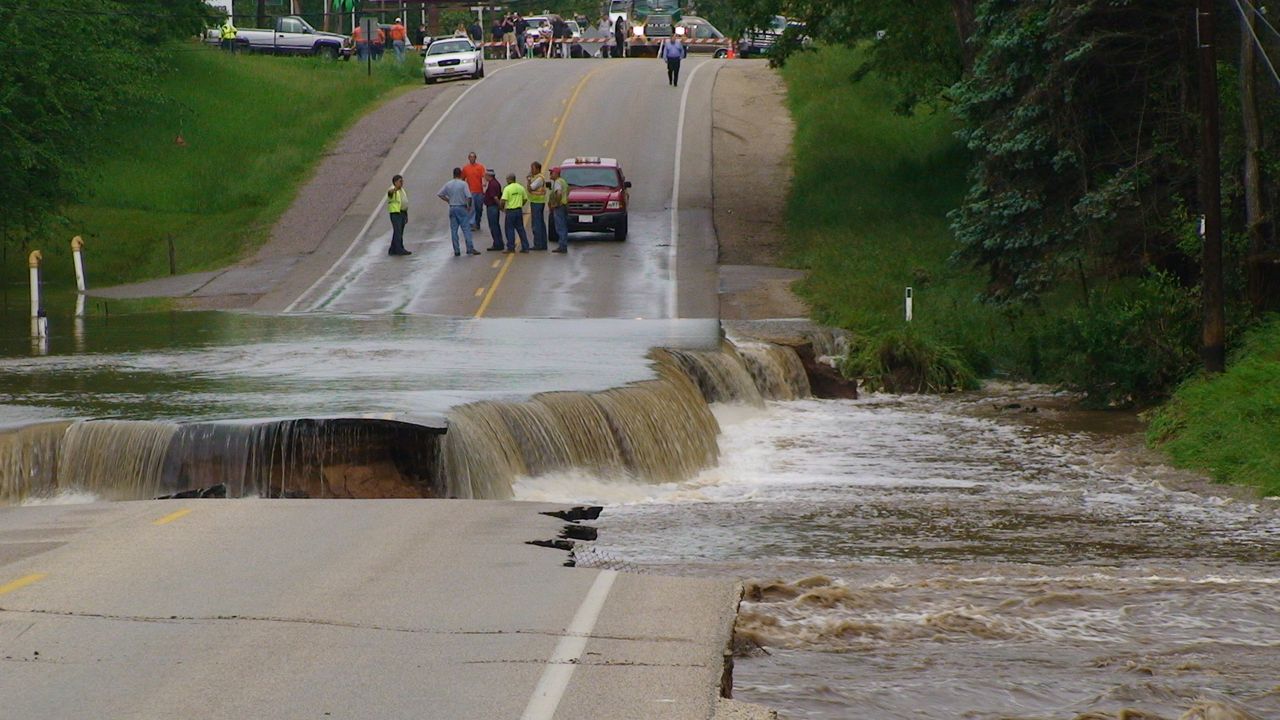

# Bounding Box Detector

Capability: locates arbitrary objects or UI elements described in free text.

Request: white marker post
[71,235,87,294]
[74,293,86,350]
[29,250,48,343]
[905,286,914,322]
[28,250,42,318]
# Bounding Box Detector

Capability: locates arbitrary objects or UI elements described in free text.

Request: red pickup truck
[555,157,632,242]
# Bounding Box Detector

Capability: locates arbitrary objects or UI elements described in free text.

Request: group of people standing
[491,13,531,59]
[351,17,410,61]
[385,152,572,257]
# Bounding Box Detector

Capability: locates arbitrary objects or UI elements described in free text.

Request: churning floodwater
[5,302,1277,718]
[518,388,1280,720]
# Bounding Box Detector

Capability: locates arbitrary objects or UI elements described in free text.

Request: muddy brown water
[5,304,1277,718]
[541,388,1280,720]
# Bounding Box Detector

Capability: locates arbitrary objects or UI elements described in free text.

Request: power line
[1234,0,1280,91]
[1238,0,1280,45]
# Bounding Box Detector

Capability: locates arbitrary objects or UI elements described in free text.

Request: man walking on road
[502,173,531,253]
[386,175,411,256]
[527,161,548,251]
[461,152,487,231]
[660,28,688,86]
[483,169,505,251]
[547,166,570,253]
[438,168,480,256]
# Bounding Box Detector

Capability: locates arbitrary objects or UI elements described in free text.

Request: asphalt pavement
[0,500,742,719]
[255,57,721,319]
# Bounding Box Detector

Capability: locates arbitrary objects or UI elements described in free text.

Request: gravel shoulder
[712,61,809,321]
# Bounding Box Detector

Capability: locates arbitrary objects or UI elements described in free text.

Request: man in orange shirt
[390,17,408,61]
[460,151,487,231]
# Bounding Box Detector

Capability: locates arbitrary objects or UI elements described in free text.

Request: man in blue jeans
[501,173,531,253]
[482,169,505,250]
[437,167,480,256]
[547,166,570,253]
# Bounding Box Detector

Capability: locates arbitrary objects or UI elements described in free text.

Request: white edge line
[519,569,618,720]
[283,59,532,314]
[668,59,711,321]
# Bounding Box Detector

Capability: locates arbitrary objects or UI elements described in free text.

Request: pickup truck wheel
[714,48,727,59]
[319,44,339,59]
[613,218,628,242]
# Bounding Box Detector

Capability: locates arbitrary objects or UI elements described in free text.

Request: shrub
[839,328,979,393]
[1039,272,1200,407]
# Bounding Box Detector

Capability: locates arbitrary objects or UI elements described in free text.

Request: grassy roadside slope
[56,46,416,287]
[1148,318,1280,496]
[778,47,1010,371]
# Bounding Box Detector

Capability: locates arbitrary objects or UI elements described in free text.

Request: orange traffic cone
[726,42,735,59]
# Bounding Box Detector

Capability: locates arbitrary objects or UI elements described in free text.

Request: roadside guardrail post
[905,287,914,322]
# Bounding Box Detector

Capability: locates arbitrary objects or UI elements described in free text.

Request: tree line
[712,0,1280,402]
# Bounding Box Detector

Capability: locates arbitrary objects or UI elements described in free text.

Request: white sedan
[423,38,484,84]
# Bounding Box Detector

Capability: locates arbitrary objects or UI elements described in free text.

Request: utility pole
[1197,0,1226,373]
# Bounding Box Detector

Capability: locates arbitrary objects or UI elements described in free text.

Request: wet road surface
[257,58,720,320]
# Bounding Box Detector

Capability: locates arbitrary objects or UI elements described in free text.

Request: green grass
[1147,317,1280,496]
[46,45,418,287]
[779,46,1010,371]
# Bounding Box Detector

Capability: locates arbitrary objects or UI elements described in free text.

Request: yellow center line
[474,66,604,320]
[0,573,45,596]
[153,508,192,526]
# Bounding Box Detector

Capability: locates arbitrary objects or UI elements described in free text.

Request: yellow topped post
[70,235,87,292]
[28,250,43,319]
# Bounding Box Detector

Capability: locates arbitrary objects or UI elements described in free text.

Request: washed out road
[2,57,756,719]
[256,58,722,320]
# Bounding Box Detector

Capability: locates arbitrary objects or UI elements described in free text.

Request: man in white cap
[390,17,408,61]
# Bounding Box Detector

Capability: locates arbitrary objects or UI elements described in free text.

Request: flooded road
[0,308,717,423]
[521,390,1280,720]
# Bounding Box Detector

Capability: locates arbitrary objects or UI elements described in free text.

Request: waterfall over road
[0,341,811,504]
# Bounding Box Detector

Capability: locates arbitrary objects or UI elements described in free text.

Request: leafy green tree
[948,0,1197,306]
[0,0,212,250]
[701,0,973,109]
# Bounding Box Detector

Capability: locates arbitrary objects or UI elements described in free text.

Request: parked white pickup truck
[206,16,350,58]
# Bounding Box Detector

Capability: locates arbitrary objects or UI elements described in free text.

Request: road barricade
[476,37,733,59]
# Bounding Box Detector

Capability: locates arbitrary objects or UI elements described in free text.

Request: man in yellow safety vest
[219,18,237,52]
